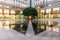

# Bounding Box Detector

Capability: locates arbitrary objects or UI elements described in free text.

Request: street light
[30,0,31,7]
[20,11,23,14]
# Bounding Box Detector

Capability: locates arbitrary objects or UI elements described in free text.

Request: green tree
[23,7,38,19]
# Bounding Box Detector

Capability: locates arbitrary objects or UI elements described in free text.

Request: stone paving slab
[0,28,60,40]
[0,23,60,40]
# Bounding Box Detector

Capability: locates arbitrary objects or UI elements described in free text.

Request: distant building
[34,0,60,32]
[0,0,28,29]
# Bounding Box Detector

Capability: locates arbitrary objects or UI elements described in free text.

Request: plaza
[0,0,60,40]
[0,23,60,40]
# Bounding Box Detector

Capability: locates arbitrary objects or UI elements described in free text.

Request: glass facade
[38,7,60,19]
[53,2,60,6]
[46,9,51,13]
[45,0,50,2]
[40,5,45,8]
[16,0,20,2]
[46,4,52,7]
[37,6,60,33]
[0,0,27,34]
[0,6,25,30]
[46,4,49,7]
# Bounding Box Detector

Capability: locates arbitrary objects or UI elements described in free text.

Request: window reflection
[46,26,51,31]
[11,25,15,29]
[36,19,59,34]
[0,21,3,28]
[4,26,10,29]
[4,14,10,19]
[10,15,15,19]
[53,28,59,32]
[5,21,10,25]
[0,14,3,18]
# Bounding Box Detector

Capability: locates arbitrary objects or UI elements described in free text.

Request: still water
[0,19,59,35]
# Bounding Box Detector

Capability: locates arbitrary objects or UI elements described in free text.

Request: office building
[34,0,60,32]
[0,0,28,29]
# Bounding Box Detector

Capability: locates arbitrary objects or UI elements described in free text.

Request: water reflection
[32,19,58,35]
[32,20,46,35]
[14,19,28,34]
[0,19,28,34]
[0,18,59,35]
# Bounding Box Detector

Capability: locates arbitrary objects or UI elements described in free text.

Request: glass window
[46,9,51,13]
[11,10,15,14]
[45,0,50,3]
[0,21,3,26]
[16,0,20,2]
[0,14,2,18]
[53,7,59,13]
[37,6,40,9]
[5,21,10,25]
[46,4,49,7]
[45,0,53,3]
[53,2,60,6]
[10,15,15,19]
[16,10,20,14]
[10,21,15,24]
[53,8,59,11]
[40,1,43,4]
[13,0,15,1]
[20,11,23,14]
[4,5,9,8]
[0,9,2,13]
[5,6,9,8]
[10,6,15,9]
[4,14,9,18]
[49,4,51,6]
[41,10,45,13]
[40,5,45,8]
[46,4,51,7]
[11,25,15,29]
[4,9,9,13]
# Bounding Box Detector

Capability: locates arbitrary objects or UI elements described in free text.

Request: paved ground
[26,22,35,35]
[0,28,60,40]
[0,23,60,40]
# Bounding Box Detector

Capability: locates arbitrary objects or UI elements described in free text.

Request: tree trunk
[27,16,32,22]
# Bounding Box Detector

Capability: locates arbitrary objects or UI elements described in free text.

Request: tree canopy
[23,7,38,16]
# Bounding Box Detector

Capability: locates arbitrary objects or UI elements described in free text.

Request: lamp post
[30,0,31,7]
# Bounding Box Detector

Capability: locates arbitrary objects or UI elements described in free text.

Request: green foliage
[23,7,38,16]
